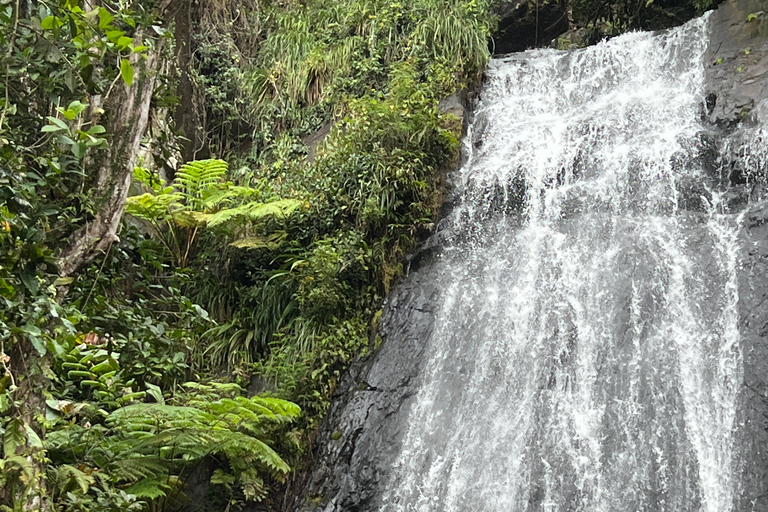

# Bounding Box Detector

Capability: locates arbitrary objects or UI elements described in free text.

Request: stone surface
[735,200,768,512]
[303,123,333,164]
[289,268,440,512]
[704,0,768,126]
[494,0,569,54]
[438,92,466,122]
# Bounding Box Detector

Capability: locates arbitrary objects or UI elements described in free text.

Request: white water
[380,15,750,512]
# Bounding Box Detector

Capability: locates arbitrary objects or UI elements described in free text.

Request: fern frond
[230,231,287,250]
[49,464,94,494]
[238,468,266,502]
[205,199,302,228]
[250,396,302,418]
[124,477,171,499]
[211,430,291,475]
[106,456,167,483]
[200,185,258,211]
[125,192,184,223]
[107,404,211,426]
[175,159,228,199]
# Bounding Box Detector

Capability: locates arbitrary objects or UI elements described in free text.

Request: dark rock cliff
[290,268,440,512]
[736,203,768,511]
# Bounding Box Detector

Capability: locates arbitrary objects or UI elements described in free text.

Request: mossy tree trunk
[6,341,51,512]
[57,43,163,277]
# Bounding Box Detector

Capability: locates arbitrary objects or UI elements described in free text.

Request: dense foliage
[0,0,726,510]
[0,0,490,509]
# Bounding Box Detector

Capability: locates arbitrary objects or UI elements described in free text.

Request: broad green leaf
[106,29,123,43]
[86,124,106,135]
[41,16,58,30]
[98,7,114,29]
[145,383,165,404]
[46,116,69,130]
[120,59,134,87]
[21,324,41,337]
[117,36,133,50]
[71,142,87,159]
[66,100,88,116]
[24,424,43,449]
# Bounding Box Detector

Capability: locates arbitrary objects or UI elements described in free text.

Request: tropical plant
[46,379,301,509]
[126,159,302,268]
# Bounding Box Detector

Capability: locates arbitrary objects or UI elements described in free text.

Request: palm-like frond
[125,192,184,224]
[202,198,302,228]
[230,231,288,250]
[175,159,228,201]
[47,464,94,495]
[106,456,167,483]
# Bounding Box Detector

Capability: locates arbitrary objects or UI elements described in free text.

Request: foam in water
[379,14,751,512]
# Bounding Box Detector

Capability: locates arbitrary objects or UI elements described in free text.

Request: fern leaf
[175,159,228,199]
[124,477,170,499]
[200,185,256,211]
[250,396,302,418]
[212,430,291,475]
[171,210,204,228]
[206,199,302,228]
[125,192,184,223]
[50,464,94,494]
[230,231,287,250]
[107,404,211,426]
[106,457,167,482]
[238,468,266,502]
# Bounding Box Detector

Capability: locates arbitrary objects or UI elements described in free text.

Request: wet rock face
[736,202,768,512]
[493,0,568,54]
[704,0,768,126]
[291,269,440,512]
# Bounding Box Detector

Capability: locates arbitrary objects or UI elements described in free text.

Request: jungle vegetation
[0,0,721,510]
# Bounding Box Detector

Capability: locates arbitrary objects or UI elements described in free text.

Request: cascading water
[375,14,758,512]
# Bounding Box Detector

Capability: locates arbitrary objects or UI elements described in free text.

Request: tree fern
[47,384,300,509]
[201,198,302,228]
[125,160,301,268]
[175,159,228,203]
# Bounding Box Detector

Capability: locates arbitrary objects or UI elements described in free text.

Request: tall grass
[239,0,493,136]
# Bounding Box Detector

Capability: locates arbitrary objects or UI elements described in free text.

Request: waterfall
[377,13,754,512]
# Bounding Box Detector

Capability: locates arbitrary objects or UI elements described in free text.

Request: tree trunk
[57,44,162,277]
[174,0,208,165]
[5,341,52,512]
